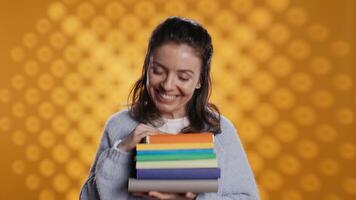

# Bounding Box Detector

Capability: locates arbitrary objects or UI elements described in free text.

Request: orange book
[145,132,214,144]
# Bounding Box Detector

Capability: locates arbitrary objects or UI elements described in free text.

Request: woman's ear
[195,81,201,89]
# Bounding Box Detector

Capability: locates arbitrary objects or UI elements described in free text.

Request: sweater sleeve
[79,115,144,200]
[196,117,260,200]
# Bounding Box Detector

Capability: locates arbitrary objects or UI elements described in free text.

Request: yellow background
[0,0,355,199]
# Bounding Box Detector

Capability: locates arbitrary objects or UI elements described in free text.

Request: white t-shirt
[157,116,190,134]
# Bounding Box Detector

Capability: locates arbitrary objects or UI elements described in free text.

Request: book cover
[136,153,216,161]
[146,132,214,144]
[137,168,220,179]
[136,143,213,150]
[136,159,218,169]
[128,178,218,192]
[137,148,214,155]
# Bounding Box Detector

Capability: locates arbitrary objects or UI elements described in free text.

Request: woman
[80,17,259,200]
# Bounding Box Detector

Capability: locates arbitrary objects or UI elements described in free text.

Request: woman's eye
[179,76,190,81]
[152,67,163,75]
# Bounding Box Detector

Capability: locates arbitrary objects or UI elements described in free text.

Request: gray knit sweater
[79,110,260,200]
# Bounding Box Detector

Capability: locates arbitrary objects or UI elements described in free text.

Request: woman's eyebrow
[152,60,195,74]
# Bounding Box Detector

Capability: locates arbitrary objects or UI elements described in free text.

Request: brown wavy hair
[128,16,221,134]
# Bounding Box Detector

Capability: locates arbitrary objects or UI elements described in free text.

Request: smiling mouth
[156,90,178,102]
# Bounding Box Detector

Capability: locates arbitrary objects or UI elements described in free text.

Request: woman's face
[147,42,202,119]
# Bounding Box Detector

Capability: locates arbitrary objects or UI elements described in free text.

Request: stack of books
[128,132,220,193]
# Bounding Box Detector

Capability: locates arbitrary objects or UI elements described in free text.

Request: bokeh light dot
[25,115,41,133]
[330,40,351,57]
[50,32,67,49]
[23,32,39,48]
[91,16,111,36]
[293,106,316,126]
[268,56,293,77]
[288,39,311,60]
[10,47,25,62]
[332,74,353,91]
[343,178,356,194]
[24,60,40,76]
[259,169,283,191]
[66,159,86,180]
[251,71,276,93]
[300,174,322,192]
[268,23,290,44]
[65,130,85,150]
[335,108,354,125]
[52,144,71,163]
[238,118,261,142]
[296,139,319,159]
[51,87,70,106]
[253,103,279,126]
[248,7,273,30]
[311,90,334,108]
[38,101,55,120]
[289,72,313,92]
[39,189,55,200]
[286,7,307,26]
[307,23,328,41]
[11,74,26,90]
[314,124,337,143]
[12,130,26,146]
[104,1,125,20]
[61,15,83,36]
[39,159,56,177]
[339,142,355,160]
[281,189,303,200]
[196,0,219,16]
[134,0,156,19]
[48,2,67,21]
[249,39,274,63]
[277,154,300,175]
[52,115,70,135]
[63,45,82,63]
[12,102,27,118]
[36,18,51,34]
[25,174,41,190]
[37,73,55,91]
[76,2,95,20]
[257,136,281,159]
[265,0,290,12]
[53,173,71,192]
[38,129,56,149]
[230,0,253,14]
[12,159,26,175]
[270,88,296,110]
[318,158,339,176]
[25,87,41,105]
[25,145,41,161]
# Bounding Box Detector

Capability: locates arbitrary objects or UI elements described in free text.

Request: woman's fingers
[185,192,196,199]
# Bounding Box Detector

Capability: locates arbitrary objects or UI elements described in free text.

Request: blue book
[137,168,220,179]
[137,148,214,155]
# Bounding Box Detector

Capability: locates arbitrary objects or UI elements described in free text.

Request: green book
[136,153,216,161]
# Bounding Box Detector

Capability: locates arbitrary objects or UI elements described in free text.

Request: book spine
[137,168,220,179]
[136,153,216,161]
[136,159,218,169]
[136,143,214,150]
[147,133,213,144]
[128,178,219,193]
[136,148,214,155]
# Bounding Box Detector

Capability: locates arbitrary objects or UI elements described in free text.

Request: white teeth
[160,93,177,100]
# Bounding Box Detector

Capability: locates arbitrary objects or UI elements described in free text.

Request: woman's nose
[161,75,175,91]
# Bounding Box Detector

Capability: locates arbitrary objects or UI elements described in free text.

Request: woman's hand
[132,191,196,200]
[118,123,160,152]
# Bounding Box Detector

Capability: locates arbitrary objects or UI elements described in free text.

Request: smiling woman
[79,16,259,200]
